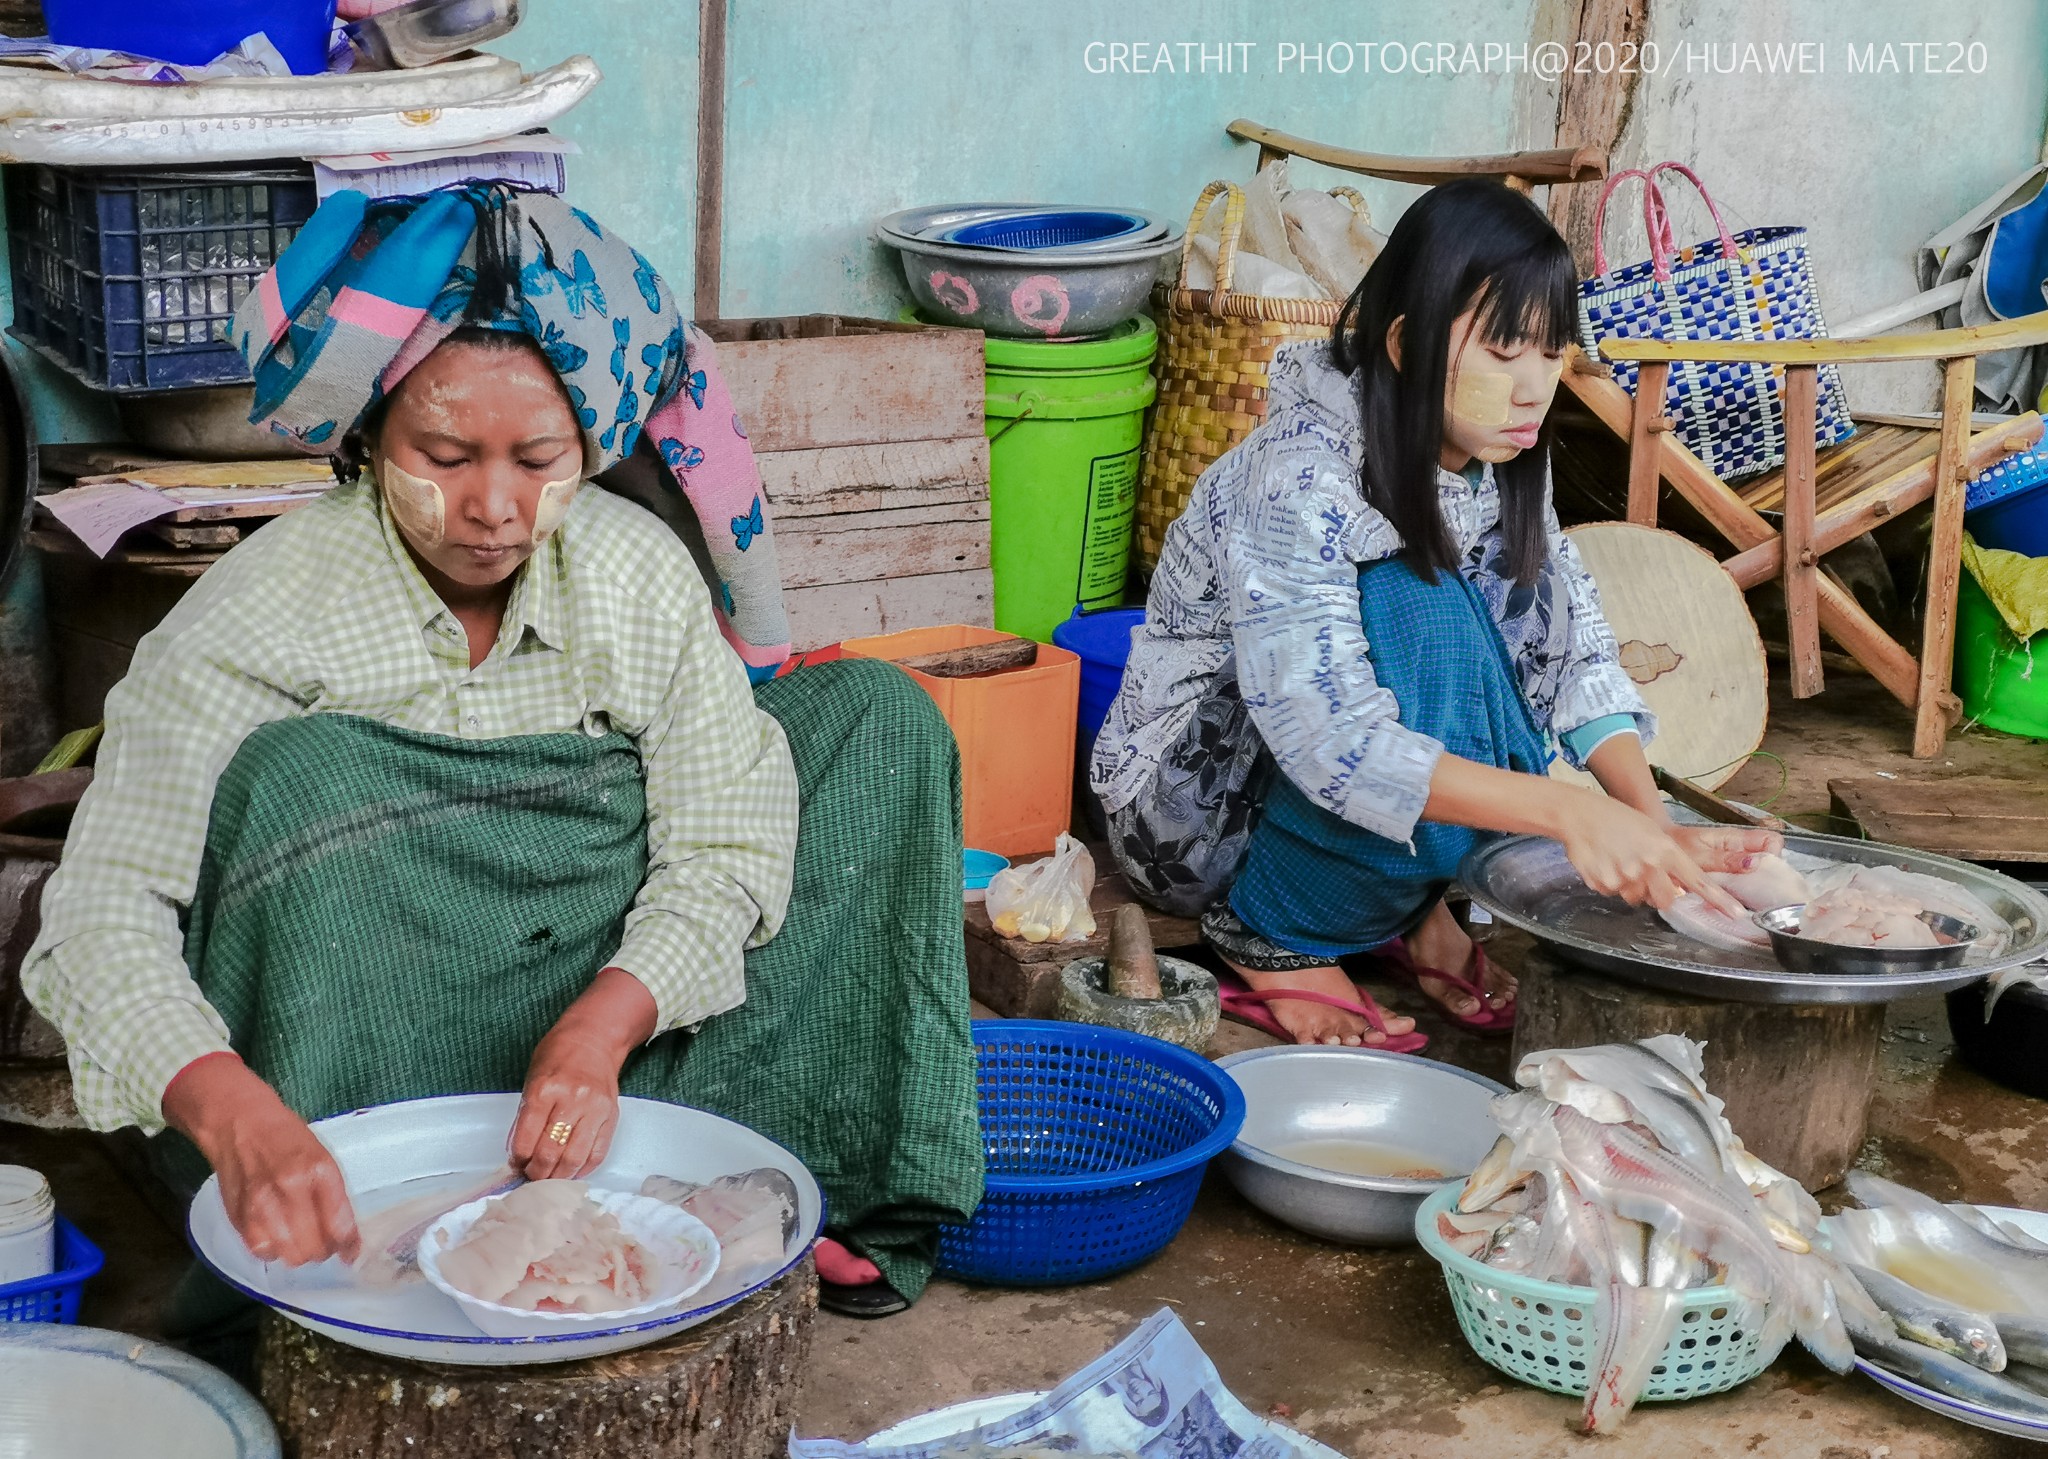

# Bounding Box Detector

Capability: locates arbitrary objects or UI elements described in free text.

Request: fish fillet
[435,1180,654,1314]
[1660,892,1772,952]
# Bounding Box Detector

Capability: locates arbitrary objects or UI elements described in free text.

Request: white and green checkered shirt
[24,479,798,1134]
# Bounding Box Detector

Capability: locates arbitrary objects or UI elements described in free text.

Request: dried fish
[1854,1322,2048,1419]
[1847,1262,2006,1371]
[1995,1313,2048,1370]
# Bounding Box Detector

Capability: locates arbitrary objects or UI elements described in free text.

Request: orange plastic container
[840,624,1080,859]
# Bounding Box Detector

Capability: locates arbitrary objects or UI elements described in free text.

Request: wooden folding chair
[1573,317,2048,757]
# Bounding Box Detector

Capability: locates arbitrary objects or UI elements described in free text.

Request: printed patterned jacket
[1090,339,1654,845]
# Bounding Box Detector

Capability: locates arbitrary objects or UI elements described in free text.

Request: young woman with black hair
[1091,179,1776,1050]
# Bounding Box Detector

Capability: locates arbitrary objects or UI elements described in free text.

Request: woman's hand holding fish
[512,966,658,1181]
[1551,791,1742,914]
[1671,825,1784,876]
[163,1053,361,1267]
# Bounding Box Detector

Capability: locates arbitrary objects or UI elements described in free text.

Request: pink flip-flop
[1217,978,1429,1053]
[1373,939,1515,1036]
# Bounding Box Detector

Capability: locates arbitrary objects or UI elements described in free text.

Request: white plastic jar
[0,1164,56,1286]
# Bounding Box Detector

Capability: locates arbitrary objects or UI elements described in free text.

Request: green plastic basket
[1414,1187,1785,1401]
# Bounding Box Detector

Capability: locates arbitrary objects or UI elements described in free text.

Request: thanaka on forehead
[408,426,581,453]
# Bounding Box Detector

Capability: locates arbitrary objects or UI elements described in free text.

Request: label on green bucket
[1078,448,1138,608]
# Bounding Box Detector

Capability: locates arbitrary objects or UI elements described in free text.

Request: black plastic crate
[5,162,317,393]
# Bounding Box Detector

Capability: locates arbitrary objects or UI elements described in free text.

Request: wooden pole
[1625,359,1669,526]
[1781,364,1822,698]
[692,0,729,321]
[1544,0,1649,273]
[1914,355,1979,758]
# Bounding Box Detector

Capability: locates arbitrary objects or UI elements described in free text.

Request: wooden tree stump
[1511,949,1885,1191]
[257,1263,817,1459]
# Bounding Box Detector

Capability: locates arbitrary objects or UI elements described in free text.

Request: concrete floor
[6,669,2048,1457]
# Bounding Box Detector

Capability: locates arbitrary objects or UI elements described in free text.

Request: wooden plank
[714,329,985,453]
[1916,356,1978,759]
[783,500,988,538]
[1599,307,2048,365]
[1835,782,2048,860]
[78,460,328,491]
[1721,416,2041,589]
[38,443,176,484]
[776,513,989,591]
[147,522,241,549]
[1831,776,2048,862]
[781,568,992,649]
[755,436,989,519]
[1782,365,1822,698]
[1224,120,1606,187]
[29,529,219,575]
[1625,360,1668,525]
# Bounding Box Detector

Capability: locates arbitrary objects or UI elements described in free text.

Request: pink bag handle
[1588,168,1671,279]
[1590,162,1743,282]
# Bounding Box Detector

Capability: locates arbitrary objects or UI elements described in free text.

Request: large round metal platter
[865,1390,1348,1456]
[1459,832,2048,1004]
[0,1325,279,1458]
[1853,1206,2048,1441]
[187,1093,823,1366]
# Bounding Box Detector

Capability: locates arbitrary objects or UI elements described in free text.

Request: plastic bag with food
[985,834,1098,943]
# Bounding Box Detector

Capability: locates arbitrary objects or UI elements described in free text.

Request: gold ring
[547,1120,574,1145]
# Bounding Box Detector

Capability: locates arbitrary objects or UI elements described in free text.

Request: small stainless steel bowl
[1214,1047,1507,1246]
[1753,904,1980,977]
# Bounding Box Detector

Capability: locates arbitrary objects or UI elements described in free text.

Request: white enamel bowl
[417,1189,719,1339]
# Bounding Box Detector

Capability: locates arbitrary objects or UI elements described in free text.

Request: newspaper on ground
[789,1308,1314,1458]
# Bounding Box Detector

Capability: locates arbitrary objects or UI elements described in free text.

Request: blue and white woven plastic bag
[1579,162,1853,481]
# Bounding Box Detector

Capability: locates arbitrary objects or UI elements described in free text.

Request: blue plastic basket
[0,1217,103,1324]
[937,1020,1245,1287]
[942,211,1147,251]
[5,163,318,393]
[1965,446,2048,558]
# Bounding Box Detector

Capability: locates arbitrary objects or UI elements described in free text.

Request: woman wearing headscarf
[22,186,983,1328]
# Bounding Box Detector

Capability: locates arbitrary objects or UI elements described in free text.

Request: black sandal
[818,1275,911,1319]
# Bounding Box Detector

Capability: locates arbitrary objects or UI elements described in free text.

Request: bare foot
[1222,959,1418,1047]
[1404,900,1517,1020]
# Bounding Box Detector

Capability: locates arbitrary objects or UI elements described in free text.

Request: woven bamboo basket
[1137,179,1363,570]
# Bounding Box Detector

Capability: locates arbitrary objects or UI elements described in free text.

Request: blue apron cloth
[1227,556,1550,957]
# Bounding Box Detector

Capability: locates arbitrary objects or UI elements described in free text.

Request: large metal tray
[1460,832,2048,1004]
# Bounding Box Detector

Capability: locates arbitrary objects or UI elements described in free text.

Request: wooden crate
[701,316,992,648]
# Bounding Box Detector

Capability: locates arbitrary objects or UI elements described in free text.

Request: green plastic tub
[982,318,1157,642]
[1956,570,2048,740]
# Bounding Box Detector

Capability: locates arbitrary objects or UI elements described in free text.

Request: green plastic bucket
[1956,569,2048,739]
[982,317,1157,642]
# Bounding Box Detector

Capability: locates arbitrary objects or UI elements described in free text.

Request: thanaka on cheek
[379,460,447,548]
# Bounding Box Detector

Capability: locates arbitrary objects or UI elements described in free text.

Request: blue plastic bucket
[1965,447,2048,558]
[1051,606,1145,745]
[45,0,338,73]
